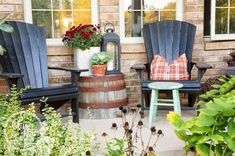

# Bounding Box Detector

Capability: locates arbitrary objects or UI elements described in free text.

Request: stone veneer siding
[0,0,234,105]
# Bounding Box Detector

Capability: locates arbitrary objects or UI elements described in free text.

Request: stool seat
[148,82,183,90]
[148,82,183,128]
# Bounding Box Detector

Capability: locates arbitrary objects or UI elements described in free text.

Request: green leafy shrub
[0,86,97,156]
[167,75,235,156]
[91,52,112,65]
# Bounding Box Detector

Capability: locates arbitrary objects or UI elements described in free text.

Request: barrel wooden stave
[78,74,128,109]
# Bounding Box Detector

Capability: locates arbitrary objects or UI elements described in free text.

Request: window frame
[23,0,98,46]
[210,0,235,40]
[119,0,183,44]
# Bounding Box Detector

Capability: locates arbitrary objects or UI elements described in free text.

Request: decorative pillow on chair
[151,53,189,80]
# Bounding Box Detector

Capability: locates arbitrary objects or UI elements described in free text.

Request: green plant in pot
[91,52,112,76]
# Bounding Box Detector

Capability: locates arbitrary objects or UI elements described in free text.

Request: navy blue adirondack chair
[0,21,87,122]
[131,20,212,109]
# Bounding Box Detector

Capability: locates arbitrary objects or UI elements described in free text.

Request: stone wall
[0,0,234,105]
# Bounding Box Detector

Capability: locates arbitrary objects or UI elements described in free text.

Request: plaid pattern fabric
[151,54,189,80]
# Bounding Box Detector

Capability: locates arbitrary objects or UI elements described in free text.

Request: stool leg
[172,89,181,116]
[149,89,158,128]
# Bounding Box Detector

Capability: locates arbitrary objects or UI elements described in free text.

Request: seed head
[101,132,107,137]
[122,109,127,114]
[138,120,143,127]
[128,129,133,134]
[150,126,156,134]
[124,122,129,129]
[119,106,123,110]
[86,151,91,156]
[157,129,163,135]
[131,108,136,113]
[137,104,141,108]
[148,146,154,152]
[111,123,117,130]
[139,111,144,118]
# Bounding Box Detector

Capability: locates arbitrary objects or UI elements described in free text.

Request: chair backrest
[143,20,196,73]
[0,21,49,88]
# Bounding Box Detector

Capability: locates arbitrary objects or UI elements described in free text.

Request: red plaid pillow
[151,54,189,80]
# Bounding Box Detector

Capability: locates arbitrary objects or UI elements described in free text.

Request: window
[119,0,183,43]
[209,0,235,40]
[24,0,98,45]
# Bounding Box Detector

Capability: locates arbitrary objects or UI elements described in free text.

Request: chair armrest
[131,64,147,83]
[194,62,212,81]
[0,73,24,79]
[48,66,89,85]
[48,66,88,73]
[195,62,212,69]
[131,64,146,70]
[0,73,24,88]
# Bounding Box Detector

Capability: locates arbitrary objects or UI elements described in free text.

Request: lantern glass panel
[107,42,119,70]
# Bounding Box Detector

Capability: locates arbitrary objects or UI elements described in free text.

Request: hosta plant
[167,75,235,156]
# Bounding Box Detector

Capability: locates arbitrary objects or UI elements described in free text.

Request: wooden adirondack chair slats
[0,21,87,123]
[132,20,212,109]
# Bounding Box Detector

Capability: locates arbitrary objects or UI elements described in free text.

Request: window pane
[32,0,50,9]
[216,0,228,7]
[53,11,72,38]
[73,0,91,10]
[229,8,235,33]
[32,11,52,38]
[215,8,228,34]
[144,0,176,10]
[123,0,177,39]
[73,11,91,25]
[160,11,175,20]
[32,0,91,39]
[124,11,141,37]
[231,0,235,7]
[144,11,159,23]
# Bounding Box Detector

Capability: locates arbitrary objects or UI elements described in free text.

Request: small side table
[148,82,183,128]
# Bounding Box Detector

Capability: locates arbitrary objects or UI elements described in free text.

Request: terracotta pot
[91,64,107,76]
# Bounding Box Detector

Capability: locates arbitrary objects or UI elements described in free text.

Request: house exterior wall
[0,0,234,105]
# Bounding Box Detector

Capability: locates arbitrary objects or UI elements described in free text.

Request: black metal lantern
[102,23,121,74]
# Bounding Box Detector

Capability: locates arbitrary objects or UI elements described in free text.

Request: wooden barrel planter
[78,73,128,119]
[78,73,128,109]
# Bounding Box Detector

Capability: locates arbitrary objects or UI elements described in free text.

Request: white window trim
[211,0,235,40]
[119,0,183,44]
[23,0,98,46]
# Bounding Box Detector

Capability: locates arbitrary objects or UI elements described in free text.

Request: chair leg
[149,89,158,128]
[71,98,79,123]
[141,92,145,110]
[188,94,197,107]
[173,89,181,116]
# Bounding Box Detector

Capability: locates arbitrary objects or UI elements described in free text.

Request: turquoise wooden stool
[148,82,183,128]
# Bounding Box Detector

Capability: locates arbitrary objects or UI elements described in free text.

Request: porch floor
[73,110,197,156]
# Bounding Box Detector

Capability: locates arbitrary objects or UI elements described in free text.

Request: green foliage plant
[91,52,112,65]
[0,13,14,55]
[0,85,97,156]
[167,75,235,156]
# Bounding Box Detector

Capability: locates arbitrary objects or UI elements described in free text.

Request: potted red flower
[62,24,102,75]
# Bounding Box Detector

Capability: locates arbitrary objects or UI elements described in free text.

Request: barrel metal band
[79,74,124,82]
[79,84,126,92]
[79,98,128,109]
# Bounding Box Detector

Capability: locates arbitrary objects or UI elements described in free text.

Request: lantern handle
[104,22,115,33]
